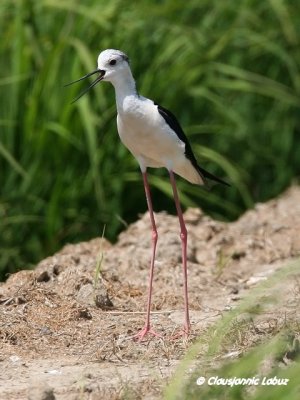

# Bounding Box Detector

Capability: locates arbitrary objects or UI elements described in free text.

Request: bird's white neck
[110,70,138,111]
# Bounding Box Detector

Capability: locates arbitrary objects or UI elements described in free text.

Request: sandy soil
[1,186,300,399]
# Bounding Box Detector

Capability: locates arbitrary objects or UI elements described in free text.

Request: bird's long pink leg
[133,171,160,341]
[169,170,191,336]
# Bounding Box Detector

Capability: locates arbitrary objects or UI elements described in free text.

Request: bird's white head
[66,49,132,102]
[97,49,130,84]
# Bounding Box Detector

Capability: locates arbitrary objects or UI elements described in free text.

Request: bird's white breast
[117,95,185,169]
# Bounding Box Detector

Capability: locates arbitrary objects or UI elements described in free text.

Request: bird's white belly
[117,111,185,169]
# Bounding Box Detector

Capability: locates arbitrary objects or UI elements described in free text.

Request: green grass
[1,0,300,279]
[165,259,300,400]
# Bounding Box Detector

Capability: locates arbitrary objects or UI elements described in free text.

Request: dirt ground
[1,185,300,400]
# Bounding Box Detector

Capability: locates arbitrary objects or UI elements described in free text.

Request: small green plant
[214,248,231,280]
[93,225,106,290]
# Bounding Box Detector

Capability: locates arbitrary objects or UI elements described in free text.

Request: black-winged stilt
[66,49,229,341]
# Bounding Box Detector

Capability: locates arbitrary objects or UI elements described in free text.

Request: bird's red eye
[109,59,117,66]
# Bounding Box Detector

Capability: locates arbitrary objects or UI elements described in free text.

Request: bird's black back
[155,103,229,187]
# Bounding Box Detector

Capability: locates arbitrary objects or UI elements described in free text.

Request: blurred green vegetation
[165,259,300,400]
[1,0,300,280]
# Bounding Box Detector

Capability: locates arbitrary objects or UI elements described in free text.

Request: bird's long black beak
[65,69,105,103]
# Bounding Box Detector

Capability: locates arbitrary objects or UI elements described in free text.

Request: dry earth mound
[1,186,300,399]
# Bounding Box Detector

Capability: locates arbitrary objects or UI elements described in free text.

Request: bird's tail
[197,165,230,187]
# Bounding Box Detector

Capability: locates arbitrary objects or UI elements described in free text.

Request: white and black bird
[66,49,229,341]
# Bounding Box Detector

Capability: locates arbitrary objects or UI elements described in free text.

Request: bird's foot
[170,324,190,341]
[133,325,161,342]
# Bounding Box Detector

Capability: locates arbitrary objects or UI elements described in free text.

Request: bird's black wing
[155,102,229,186]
